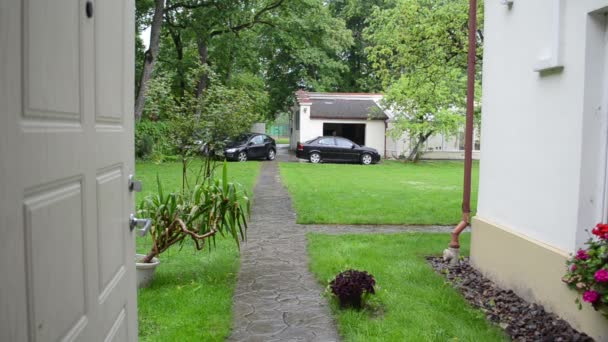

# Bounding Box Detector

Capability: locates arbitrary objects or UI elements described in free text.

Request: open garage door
[323,123,366,146]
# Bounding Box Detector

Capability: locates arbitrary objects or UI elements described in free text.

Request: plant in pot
[135,161,249,288]
[329,269,376,309]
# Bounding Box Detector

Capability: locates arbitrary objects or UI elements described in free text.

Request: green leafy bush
[135,120,176,160]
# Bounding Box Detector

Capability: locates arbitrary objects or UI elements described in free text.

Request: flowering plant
[562,223,608,316]
[329,269,376,309]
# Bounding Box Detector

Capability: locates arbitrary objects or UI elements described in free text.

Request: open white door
[0,0,137,341]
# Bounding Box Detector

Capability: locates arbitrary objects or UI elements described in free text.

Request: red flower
[595,269,608,283]
[576,249,590,260]
[583,290,600,303]
[592,223,608,239]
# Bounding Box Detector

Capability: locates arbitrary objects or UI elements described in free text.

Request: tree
[134,0,356,124]
[327,0,392,92]
[365,0,483,161]
[135,0,165,120]
[256,0,353,115]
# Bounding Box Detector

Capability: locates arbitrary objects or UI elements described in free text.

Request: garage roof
[309,98,388,121]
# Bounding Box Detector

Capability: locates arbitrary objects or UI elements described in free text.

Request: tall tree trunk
[194,39,209,117]
[169,28,185,99]
[195,39,209,99]
[406,132,432,162]
[225,45,236,84]
[134,0,165,120]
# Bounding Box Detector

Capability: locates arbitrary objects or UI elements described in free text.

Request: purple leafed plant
[330,269,376,309]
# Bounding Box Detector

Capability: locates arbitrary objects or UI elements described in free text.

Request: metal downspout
[444,0,477,266]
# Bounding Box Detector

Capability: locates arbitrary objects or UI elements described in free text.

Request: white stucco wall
[477,0,608,253]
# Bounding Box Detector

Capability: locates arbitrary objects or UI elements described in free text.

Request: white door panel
[24,0,81,119]
[0,0,137,341]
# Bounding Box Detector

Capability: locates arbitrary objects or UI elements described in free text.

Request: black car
[296,136,381,165]
[223,133,277,162]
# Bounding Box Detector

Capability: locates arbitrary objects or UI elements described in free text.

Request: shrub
[135,120,176,160]
[563,223,608,317]
[329,269,376,309]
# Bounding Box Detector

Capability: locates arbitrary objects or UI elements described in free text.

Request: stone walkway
[228,159,462,341]
[228,161,339,341]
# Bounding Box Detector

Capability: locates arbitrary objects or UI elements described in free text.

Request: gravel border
[427,257,593,342]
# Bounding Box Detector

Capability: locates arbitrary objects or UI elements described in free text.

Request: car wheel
[361,153,373,165]
[237,151,248,162]
[267,148,276,161]
[309,152,321,164]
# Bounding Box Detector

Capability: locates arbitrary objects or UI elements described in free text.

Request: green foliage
[365,0,484,161]
[135,120,175,160]
[137,162,250,263]
[280,161,478,225]
[259,0,354,113]
[146,0,354,119]
[308,233,508,341]
[197,70,262,151]
[327,0,392,92]
[173,69,261,164]
[142,73,178,121]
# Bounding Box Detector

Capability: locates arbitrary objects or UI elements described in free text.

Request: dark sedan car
[296,136,381,165]
[223,133,276,162]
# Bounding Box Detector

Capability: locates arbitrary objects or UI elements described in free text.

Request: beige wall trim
[471,216,608,340]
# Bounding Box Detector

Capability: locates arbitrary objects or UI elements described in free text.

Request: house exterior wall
[472,0,608,339]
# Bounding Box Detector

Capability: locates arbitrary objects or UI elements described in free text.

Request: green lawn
[135,160,261,203]
[280,160,478,225]
[307,233,507,342]
[275,137,290,144]
[135,160,261,342]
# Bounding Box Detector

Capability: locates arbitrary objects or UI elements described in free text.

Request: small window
[335,138,353,148]
[317,138,335,146]
[264,135,272,143]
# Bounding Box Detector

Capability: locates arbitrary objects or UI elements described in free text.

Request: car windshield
[234,134,252,144]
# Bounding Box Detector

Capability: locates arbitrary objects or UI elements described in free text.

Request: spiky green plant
[138,161,249,263]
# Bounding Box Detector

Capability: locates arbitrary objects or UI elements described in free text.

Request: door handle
[128,174,142,192]
[85,1,93,18]
[130,214,152,236]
